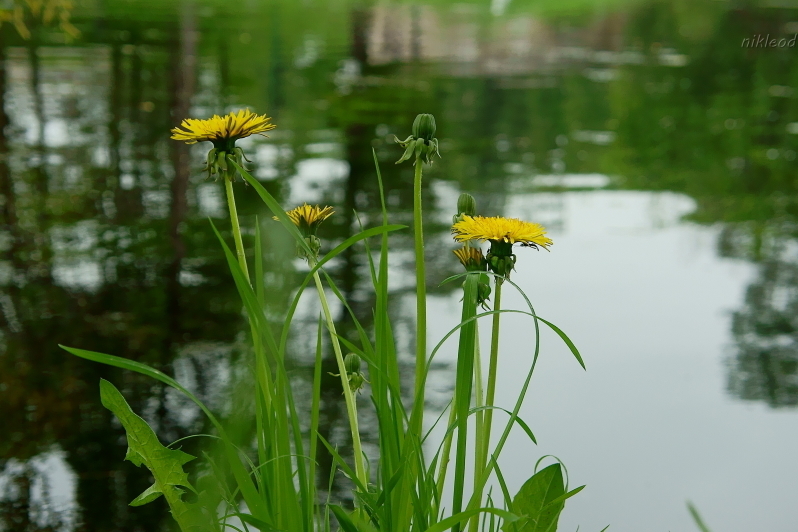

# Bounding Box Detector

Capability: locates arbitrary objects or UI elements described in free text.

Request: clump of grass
[61,111,586,532]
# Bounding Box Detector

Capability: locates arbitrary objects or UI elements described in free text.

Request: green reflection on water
[1,0,797,529]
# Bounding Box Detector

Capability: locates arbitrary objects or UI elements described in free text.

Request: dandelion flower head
[452,215,552,249]
[170,109,276,148]
[276,203,335,235]
[453,246,486,271]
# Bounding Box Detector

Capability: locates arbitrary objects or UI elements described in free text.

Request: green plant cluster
[61,114,587,532]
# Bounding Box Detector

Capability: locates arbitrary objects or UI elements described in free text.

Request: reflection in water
[1,0,797,529]
[723,219,798,407]
[0,450,77,532]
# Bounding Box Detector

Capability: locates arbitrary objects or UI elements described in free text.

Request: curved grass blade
[687,502,713,532]
[534,316,585,370]
[424,507,519,532]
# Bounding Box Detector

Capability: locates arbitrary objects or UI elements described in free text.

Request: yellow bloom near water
[453,246,486,270]
[452,215,553,249]
[276,203,335,234]
[170,109,276,146]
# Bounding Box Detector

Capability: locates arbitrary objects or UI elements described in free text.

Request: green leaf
[423,507,519,532]
[504,464,567,532]
[98,379,213,532]
[687,501,713,532]
[534,317,585,370]
[330,505,379,532]
[330,505,359,532]
[236,513,282,532]
[60,346,270,525]
[130,484,164,507]
[541,485,585,509]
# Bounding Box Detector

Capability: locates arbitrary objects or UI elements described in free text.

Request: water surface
[2,0,798,530]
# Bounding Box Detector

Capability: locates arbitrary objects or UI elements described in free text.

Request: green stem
[436,327,483,520]
[411,158,427,437]
[308,316,324,527]
[435,396,458,502]
[223,173,273,470]
[451,274,479,532]
[468,329,484,532]
[310,262,368,489]
[474,277,503,512]
[224,176,250,283]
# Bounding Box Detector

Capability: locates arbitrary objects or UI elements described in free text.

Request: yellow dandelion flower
[453,246,486,271]
[171,109,275,181]
[451,215,552,249]
[171,109,276,148]
[275,204,334,261]
[275,203,334,235]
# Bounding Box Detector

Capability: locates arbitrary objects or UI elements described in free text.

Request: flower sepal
[203,147,253,181]
[329,353,369,394]
[487,252,516,278]
[297,235,321,261]
[394,113,441,165]
[477,272,492,310]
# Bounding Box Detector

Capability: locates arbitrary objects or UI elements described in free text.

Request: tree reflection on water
[721,216,798,408]
[1,0,798,529]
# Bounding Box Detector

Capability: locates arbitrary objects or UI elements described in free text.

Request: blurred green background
[1,0,798,530]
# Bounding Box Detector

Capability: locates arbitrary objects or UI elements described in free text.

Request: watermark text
[742,34,797,48]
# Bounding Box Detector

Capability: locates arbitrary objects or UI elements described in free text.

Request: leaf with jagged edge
[99,379,215,532]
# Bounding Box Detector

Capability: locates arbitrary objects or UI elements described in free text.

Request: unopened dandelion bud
[395,113,441,165]
[412,113,437,142]
[344,353,362,375]
[330,353,369,394]
[457,193,477,217]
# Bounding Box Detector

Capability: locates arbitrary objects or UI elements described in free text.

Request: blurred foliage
[2,0,798,529]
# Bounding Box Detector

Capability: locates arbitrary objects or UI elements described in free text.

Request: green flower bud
[344,353,362,375]
[394,113,441,165]
[457,193,477,217]
[412,113,437,141]
[330,353,369,394]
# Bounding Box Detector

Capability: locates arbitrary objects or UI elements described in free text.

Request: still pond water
[2,0,798,530]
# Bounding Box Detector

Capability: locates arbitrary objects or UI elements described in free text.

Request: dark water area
[1,0,798,530]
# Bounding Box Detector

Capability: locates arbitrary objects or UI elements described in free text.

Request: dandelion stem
[309,260,368,490]
[224,176,250,283]
[411,158,427,438]
[474,277,503,511]
[223,175,274,476]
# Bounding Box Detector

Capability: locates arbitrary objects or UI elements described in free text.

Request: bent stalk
[310,258,368,489]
